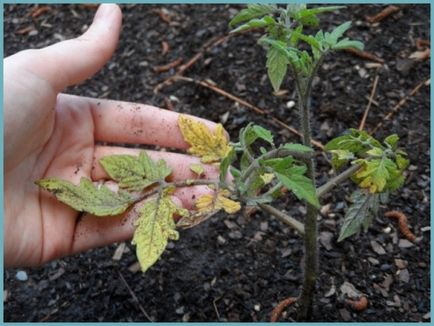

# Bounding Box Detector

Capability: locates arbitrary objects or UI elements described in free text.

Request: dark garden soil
[3,4,431,322]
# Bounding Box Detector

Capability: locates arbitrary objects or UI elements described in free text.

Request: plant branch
[241,146,314,182]
[316,164,361,198]
[258,203,305,235]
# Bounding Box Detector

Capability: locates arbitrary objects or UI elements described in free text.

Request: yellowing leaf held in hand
[178,114,232,163]
[36,177,133,216]
[195,189,241,214]
[100,151,171,192]
[190,163,205,176]
[132,196,188,272]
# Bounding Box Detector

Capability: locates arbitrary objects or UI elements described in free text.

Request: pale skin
[4,4,220,268]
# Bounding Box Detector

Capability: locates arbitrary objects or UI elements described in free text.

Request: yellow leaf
[178,114,232,163]
[260,173,274,185]
[132,196,187,272]
[190,163,205,176]
[195,189,241,214]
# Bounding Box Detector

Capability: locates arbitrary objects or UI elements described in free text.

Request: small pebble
[15,271,28,282]
[228,231,243,240]
[176,306,185,315]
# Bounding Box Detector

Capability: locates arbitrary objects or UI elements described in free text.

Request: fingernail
[93,3,116,22]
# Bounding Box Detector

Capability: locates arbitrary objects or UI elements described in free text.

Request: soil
[4,4,430,322]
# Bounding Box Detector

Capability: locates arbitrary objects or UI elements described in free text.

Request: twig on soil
[384,210,416,242]
[154,8,172,24]
[153,34,231,93]
[28,5,51,18]
[359,74,380,131]
[163,97,174,110]
[173,76,324,149]
[118,271,153,322]
[370,78,430,134]
[270,297,298,322]
[153,58,183,73]
[16,26,34,35]
[212,296,222,321]
[258,204,305,235]
[366,5,401,24]
[343,48,385,64]
[161,41,170,56]
[346,296,368,312]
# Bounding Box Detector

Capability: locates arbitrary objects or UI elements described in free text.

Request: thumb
[8,4,122,92]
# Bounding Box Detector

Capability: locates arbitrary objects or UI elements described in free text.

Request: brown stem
[316,164,361,198]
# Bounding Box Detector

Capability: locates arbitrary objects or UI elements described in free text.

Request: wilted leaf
[338,189,379,241]
[195,189,241,214]
[329,149,355,170]
[353,157,397,193]
[178,115,232,163]
[132,195,188,272]
[100,151,171,191]
[36,177,133,216]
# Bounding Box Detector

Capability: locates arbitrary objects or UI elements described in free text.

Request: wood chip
[128,262,141,273]
[112,242,126,261]
[370,240,386,255]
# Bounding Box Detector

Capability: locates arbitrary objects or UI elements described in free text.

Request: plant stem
[316,164,361,198]
[259,203,305,235]
[295,56,326,321]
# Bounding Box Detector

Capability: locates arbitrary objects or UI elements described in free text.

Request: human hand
[4,4,220,268]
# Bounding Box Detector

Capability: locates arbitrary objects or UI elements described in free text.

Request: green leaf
[332,39,364,51]
[384,134,399,150]
[229,4,277,27]
[338,189,379,241]
[260,156,295,174]
[220,148,236,183]
[132,196,188,272]
[276,168,319,208]
[266,46,288,92]
[231,16,276,33]
[36,177,133,216]
[395,154,409,170]
[282,143,314,153]
[240,123,274,147]
[100,151,171,191]
[252,125,274,145]
[328,21,352,45]
[329,149,355,170]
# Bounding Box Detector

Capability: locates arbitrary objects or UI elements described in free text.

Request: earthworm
[270,297,298,322]
[346,296,368,312]
[384,210,416,242]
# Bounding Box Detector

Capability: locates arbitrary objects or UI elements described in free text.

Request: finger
[70,184,213,254]
[91,145,220,181]
[7,4,122,92]
[70,195,182,254]
[59,94,226,148]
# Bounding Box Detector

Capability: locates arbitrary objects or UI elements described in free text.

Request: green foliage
[266,45,288,92]
[276,170,320,208]
[230,4,364,91]
[338,189,380,242]
[229,4,277,27]
[100,151,171,191]
[36,177,133,216]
